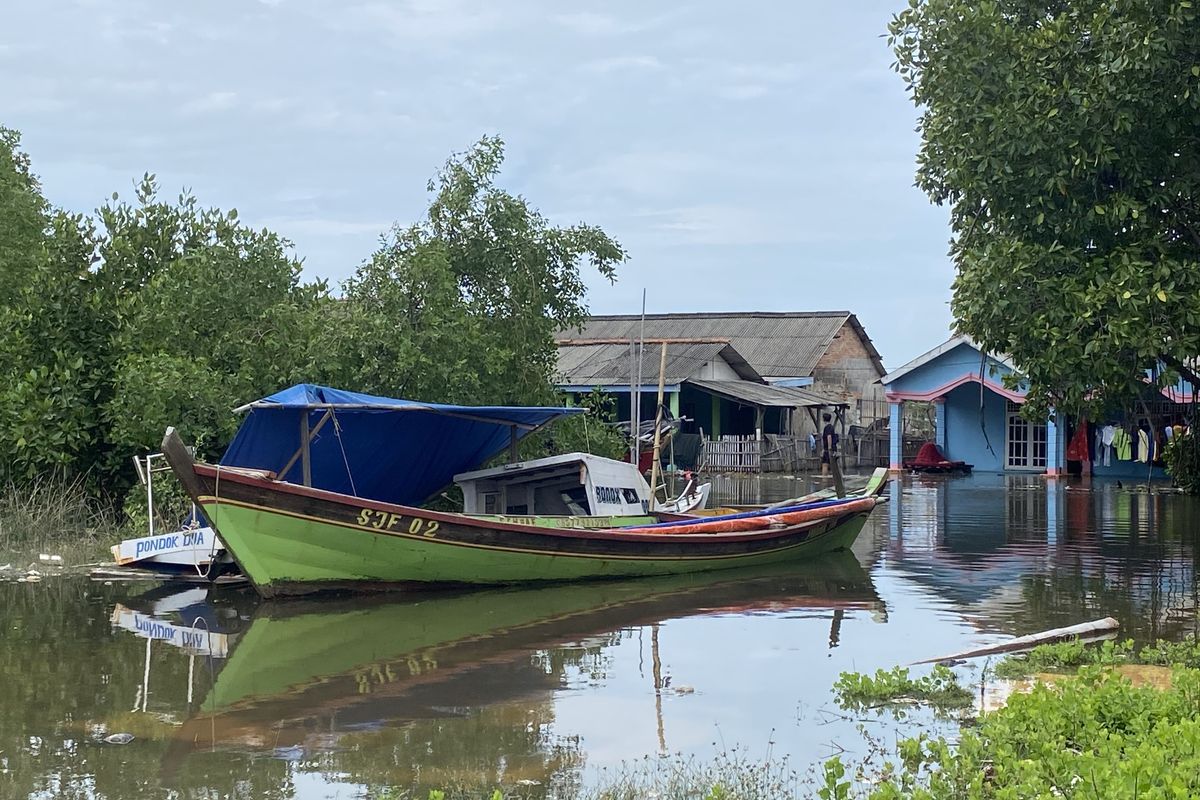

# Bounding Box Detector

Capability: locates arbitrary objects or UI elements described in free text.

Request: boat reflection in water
[132,553,881,782]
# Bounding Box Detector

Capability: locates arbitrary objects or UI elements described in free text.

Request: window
[1006,400,1047,470]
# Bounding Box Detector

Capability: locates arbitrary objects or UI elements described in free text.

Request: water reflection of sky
[3,473,1199,798]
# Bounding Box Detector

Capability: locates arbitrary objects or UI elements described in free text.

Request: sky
[2,1,954,370]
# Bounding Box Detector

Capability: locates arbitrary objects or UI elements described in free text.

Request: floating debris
[103,733,134,745]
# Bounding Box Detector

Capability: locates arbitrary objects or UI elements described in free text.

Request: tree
[890,0,1200,419]
[103,176,328,464]
[319,136,626,409]
[0,127,48,307]
[0,127,624,509]
[0,150,328,495]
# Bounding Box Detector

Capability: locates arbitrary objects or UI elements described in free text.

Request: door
[1006,401,1047,470]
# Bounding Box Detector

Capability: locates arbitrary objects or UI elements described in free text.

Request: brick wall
[811,320,886,420]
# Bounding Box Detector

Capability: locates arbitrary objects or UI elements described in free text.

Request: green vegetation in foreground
[833,665,973,716]
[822,664,1200,799]
[993,637,1200,678]
[814,638,1200,798]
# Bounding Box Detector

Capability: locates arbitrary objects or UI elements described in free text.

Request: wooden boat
[161,385,886,598]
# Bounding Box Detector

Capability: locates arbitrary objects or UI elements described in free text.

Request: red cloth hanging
[1066,418,1090,462]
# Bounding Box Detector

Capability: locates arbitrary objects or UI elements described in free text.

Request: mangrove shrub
[0,127,624,506]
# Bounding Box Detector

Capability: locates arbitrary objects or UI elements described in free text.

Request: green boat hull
[201,498,869,596]
[162,431,882,598]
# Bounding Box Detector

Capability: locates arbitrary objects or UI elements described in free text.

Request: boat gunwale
[192,461,878,546]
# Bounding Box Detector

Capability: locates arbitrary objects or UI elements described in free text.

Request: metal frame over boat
[110,452,228,575]
[160,385,886,597]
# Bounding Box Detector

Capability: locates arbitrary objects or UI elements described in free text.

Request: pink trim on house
[1162,386,1196,403]
[885,374,1026,404]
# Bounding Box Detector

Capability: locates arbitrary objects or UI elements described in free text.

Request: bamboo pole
[912,617,1120,664]
[648,343,668,510]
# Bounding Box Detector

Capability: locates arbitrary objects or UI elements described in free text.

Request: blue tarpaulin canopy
[220,384,584,506]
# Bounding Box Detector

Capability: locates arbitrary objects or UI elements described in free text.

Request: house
[557,311,885,428]
[555,311,887,470]
[881,335,1189,477]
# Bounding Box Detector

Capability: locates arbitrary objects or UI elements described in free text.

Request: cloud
[554,10,676,36]
[339,0,509,41]
[553,12,628,36]
[581,55,664,74]
[179,91,238,115]
[260,217,390,237]
[715,84,769,101]
[635,204,825,246]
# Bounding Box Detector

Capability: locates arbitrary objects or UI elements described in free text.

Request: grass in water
[833,665,973,715]
[0,477,119,564]
[994,637,1200,678]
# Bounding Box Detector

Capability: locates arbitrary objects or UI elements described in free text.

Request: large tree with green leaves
[319,136,626,407]
[0,130,328,494]
[890,0,1200,417]
[0,129,626,504]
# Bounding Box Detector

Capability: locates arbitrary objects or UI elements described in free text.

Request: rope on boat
[331,408,358,497]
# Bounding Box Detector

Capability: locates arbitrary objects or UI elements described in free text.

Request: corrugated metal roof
[556,341,760,385]
[685,379,848,409]
[564,312,882,378]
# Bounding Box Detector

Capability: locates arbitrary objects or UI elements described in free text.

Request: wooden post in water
[830,442,846,498]
[648,343,669,510]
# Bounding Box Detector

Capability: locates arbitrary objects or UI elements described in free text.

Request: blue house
[881,336,1188,478]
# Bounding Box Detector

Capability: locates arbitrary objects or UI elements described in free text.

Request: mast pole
[648,342,668,509]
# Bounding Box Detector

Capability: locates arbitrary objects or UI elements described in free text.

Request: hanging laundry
[1065,419,1090,462]
[1112,428,1133,460]
[1137,429,1151,463]
[1101,424,1116,466]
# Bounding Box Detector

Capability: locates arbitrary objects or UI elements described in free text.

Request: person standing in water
[821,413,837,475]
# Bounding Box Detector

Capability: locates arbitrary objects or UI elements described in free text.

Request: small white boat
[111,525,220,569]
[110,453,229,575]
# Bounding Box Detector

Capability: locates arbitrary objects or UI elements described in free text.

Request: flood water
[3,473,1199,799]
